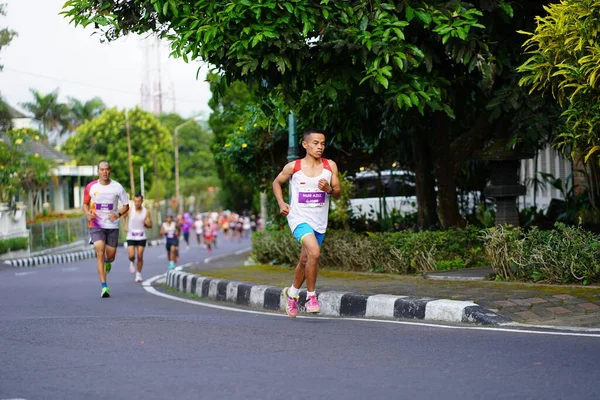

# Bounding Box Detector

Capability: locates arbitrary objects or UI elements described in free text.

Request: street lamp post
[287,111,298,162]
[174,116,202,215]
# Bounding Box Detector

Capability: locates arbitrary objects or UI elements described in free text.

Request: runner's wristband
[327,187,334,195]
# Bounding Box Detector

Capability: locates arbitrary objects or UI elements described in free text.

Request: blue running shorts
[292,223,325,247]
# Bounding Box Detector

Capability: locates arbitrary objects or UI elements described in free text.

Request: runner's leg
[292,246,308,290]
[301,234,321,292]
[105,245,117,264]
[94,240,107,283]
[136,245,145,272]
[127,244,135,263]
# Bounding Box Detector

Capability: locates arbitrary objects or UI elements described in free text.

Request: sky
[0,0,213,120]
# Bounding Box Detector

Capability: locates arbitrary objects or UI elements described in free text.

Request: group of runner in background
[159,210,262,270]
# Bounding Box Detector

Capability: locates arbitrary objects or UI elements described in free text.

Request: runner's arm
[328,160,341,199]
[272,162,294,215]
[122,213,128,231]
[144,211,152,228]
[110,204,129,222]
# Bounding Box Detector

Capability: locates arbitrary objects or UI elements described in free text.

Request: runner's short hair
[303,129,324,142]
[98,160,110,170]
[134,193,143,199]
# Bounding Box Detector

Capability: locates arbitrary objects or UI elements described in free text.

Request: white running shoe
[129,261,135,274]
[135,272,143,283]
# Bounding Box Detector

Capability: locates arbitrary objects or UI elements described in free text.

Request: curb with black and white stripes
[165,268,511,326]
[3,238,167,268]
[3,248,97,267]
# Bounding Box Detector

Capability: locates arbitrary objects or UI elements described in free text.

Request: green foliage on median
[0,237,28,255]
[483,223,600,285]
[252,227,487,275]
[253,223,600,285]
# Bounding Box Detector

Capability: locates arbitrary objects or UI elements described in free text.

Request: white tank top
[126,207,148,240]
[162,222,177,239]
[287,159,333,234]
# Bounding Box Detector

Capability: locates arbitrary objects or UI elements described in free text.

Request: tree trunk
[433,113,466,229]
[410,128,438,229]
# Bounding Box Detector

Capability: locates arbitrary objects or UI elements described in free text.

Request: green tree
[67,96,106,129]
[61,107,173,196]
[0,4,17,131]
[208,80,260,211]
[0,3,16,70]
[0,96,13,132]
[158,113,220,210]
[517,0,600,161]
[20,89,70,137]
[62,0,555,228]
[0,127,53,207]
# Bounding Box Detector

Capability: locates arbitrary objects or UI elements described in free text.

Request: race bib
[166,232,175,238]
[298,189,325,207]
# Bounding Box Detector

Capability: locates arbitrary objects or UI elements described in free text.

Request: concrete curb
[3,248,97,267]
[165,268,511,326]
[3,239,166,267]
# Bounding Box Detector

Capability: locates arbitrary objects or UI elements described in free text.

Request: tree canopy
[61,107,173,195]
[62,0,559,228]
[517,0,600,162]
[159,113,220,210]
[0,127,53,207]
[0,2,16,70]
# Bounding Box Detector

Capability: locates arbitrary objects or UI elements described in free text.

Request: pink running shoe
[305,294,320,313]
[283,287,298,318]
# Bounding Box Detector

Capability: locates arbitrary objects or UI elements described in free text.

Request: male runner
[83,161,130,298]
[123,193,152,283]
[272,129,340,318]
[160,213,180,270]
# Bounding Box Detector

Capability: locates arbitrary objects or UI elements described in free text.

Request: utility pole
[287,111,298,162]
[125,109,135,196]
[174,116,202,215]
[140,166,145,197]
[174,123,181,215]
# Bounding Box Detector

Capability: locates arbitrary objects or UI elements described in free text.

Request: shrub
[481,225,525,280]
[252,226,486,275]
[379,226,487,273]
[482,223,600,284]
[0,237,29,255]
[523,223,600,284]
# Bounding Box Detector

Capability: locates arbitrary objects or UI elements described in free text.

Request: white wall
[519,145,573,211]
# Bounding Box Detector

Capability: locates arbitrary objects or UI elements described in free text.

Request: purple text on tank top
[298,191,325,205]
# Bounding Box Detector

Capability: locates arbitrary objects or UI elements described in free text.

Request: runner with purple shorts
[83,161,130,298]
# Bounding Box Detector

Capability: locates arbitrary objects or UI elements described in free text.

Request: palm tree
[0,96,14,132]
[19,89,70,138]
[67,96,106,129]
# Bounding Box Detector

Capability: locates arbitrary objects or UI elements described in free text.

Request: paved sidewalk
[189,255,600,328]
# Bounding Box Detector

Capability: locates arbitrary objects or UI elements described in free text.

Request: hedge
[252,226,487,275]
[252,223,600,285]
[0,237,29,255]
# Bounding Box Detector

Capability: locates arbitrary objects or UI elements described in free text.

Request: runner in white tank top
[123,193,152,282]
[272,129,340,318]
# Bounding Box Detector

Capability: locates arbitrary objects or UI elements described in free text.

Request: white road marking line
[204,246,251,264]
[234,246,252,255]
[142,273,600,338]
[14,271,36,276]
[158,254,167,259]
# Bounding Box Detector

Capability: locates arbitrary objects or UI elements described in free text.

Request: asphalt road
[1,234,599,400]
